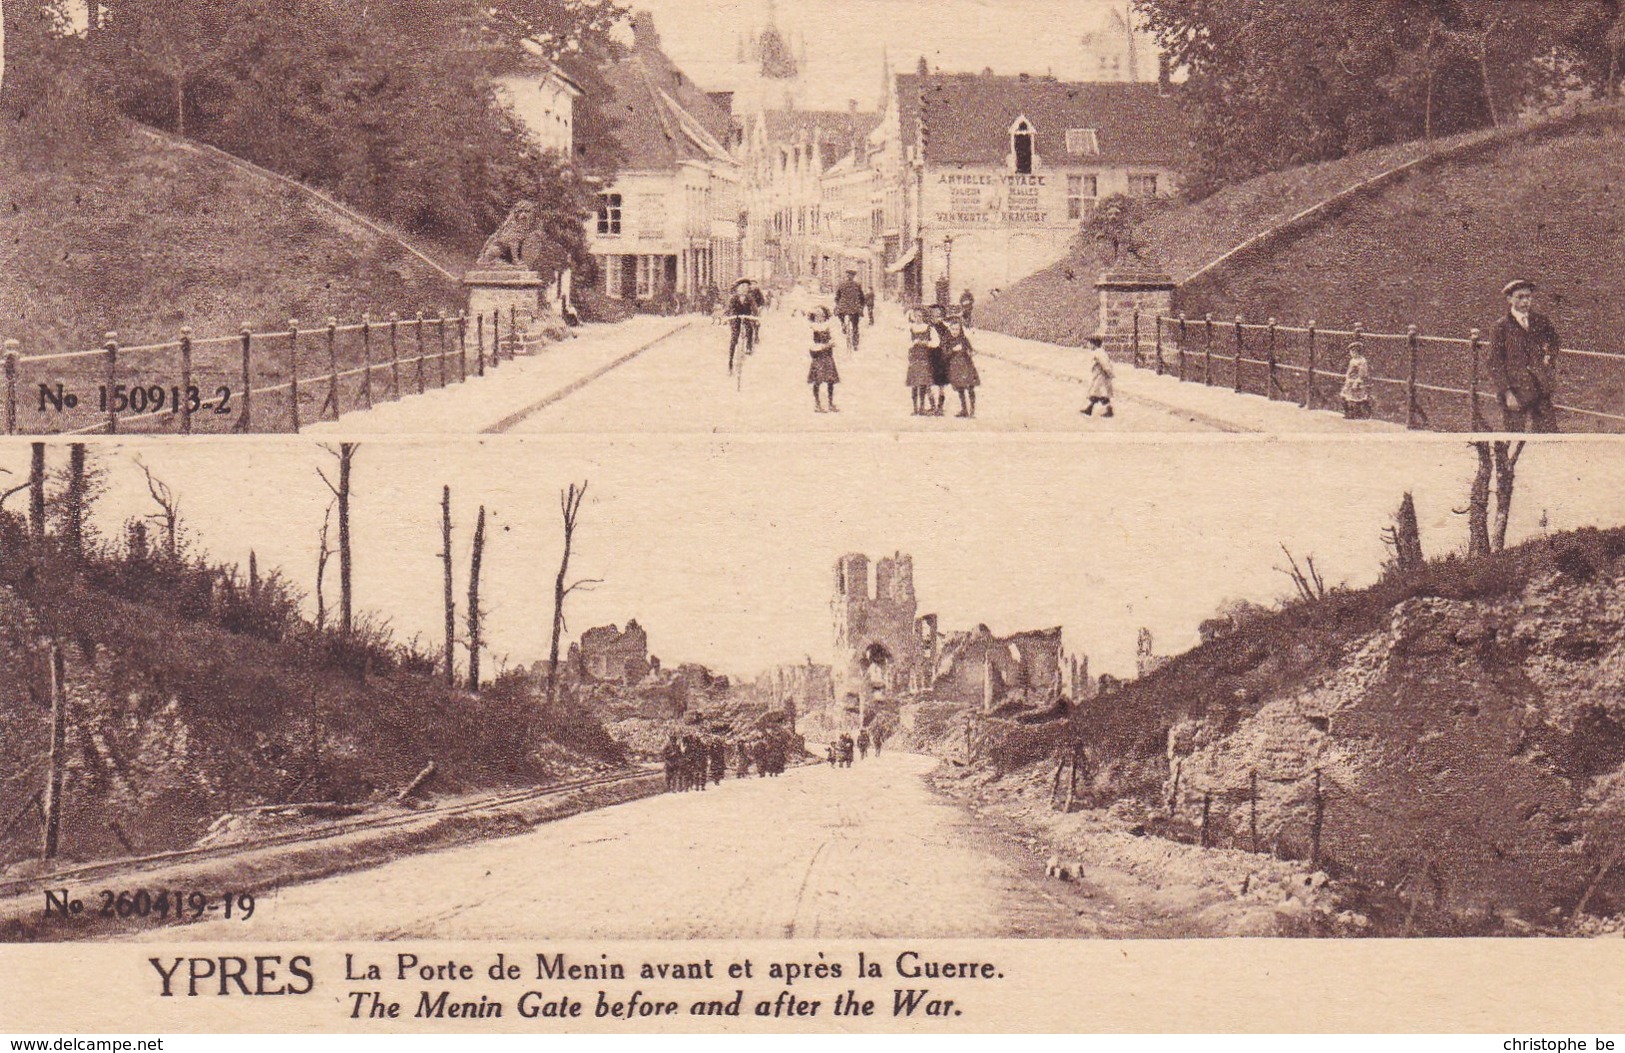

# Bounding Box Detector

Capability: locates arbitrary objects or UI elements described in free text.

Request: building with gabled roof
[586,12,745,306]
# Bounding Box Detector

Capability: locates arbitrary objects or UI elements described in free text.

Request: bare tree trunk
[1467,442,1493,556]
[41,644,66,860]
[440,485,455,688]
[1492,440,1525,552]
[547,482,595,709]
[1478,32,1500,127]
[28,442,45,540]
[318,444,358,637]
[1394,491,1424,570]
[66,444,86,561]
[467,505,486,692]
[315,504,332,632]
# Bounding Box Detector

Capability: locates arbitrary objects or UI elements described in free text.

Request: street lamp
[943,233,955,299]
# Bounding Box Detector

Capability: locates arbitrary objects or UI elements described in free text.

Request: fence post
[1154,315,1165,376]
[1249,768,1259,853]
[476,313,486,377]
[1203,314,1214,386]
[1303,320,1318,410]
[287,319,302,434]
[1468,328,1484,431]
[103,332,120,435]
[436,311,448,388]
[1132,308,1141,369]
[1310,768,1324,870]
[1232,315,1245,394]
[1406,324,1420,430]
[361,314,374,410]
[3,340,17,435]
[238,327,253,432]
[457,311,468,383]
[414,312,427,395]
[1266,318,1279,399]
[179,326,194,435]
[509,305,519,357]
[1178,314,1188,382]
[492,309,502,368]
[389,313,402,398]
[326,316,340,421]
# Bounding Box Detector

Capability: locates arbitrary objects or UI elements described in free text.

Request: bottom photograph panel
[0,437,1623,951]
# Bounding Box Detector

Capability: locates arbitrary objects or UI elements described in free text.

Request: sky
[11,437,1625,683]
[623,0,1156,110]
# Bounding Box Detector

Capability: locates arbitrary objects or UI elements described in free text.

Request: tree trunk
[338,444,353,637]
[1468,442,1493,556]
[547,482,589,709]
[467,505,485,693]
[28,442,45,540]
[66,444,86,561]
[1478,33,1500,127]
[173,73,185,137]
[440,485,455,688]
[41,644,66,860]
[249,549,258,599]
[315,511,330,632]
[1491,440,1524,552]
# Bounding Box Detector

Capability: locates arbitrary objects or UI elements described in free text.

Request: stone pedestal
[464,269,546,350]
[1095,269,1175,365]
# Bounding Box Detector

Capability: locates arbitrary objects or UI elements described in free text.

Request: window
[1067,174,1098,220]
[1065,129,1100,156]
[635,255,657,299]
[596,193,622,235]
[1011,117,1035,175]
[1129,174,1159,198]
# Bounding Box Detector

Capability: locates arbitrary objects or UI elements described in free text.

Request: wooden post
[441,485,455,688]
[1153,315,1165,375]
[388,313,402,398]
[436,312,448,388]
[1232,315,1245,394]
[414,312,427,395]
[1249,769,1259,853]
[1203,314,1214,386]
[467,504,486,692]
[1310,768,1324,869]
[1168,758,1182,818]
[360,314,374,410]
[103,332,120,434]
[1468,328,1484,431]
[457,312,468,383]
[238,327,253,432]
[325,317,340,421]
[179,327,194,435]
[1199,792,1212,848]
[1131,308,1141,369]
[4,340,18,435]
[1266,318,1279,399]
[509,305,519,357]
[1406,324,1420,430]
[476,314,486,377]
[41,644,66,860]
[1303,321,1318,409]
[1178,314,1188,382]
[287,319,302,433]
[491,309,502,367]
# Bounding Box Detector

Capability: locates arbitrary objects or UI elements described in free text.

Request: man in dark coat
[1488,279,1561,433]
[725,279,759,374]
[834,269,865,352]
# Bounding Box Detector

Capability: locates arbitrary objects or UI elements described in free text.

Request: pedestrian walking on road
[1081,334,1115,418]
[857,728,871,760]
[807,306,841,412]
[943,315,980,418]
[835,270,866,352]
[865,286,876,326]
[906,308,939,416]
[958,289,976,329]
[927,304,952,415]
[1340,341,1373,420]
[1489,279,1561,432]
[662,735,682,792]
[709,739,726,785]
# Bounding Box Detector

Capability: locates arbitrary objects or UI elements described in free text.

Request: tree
[1079,193,1151,267]
[317,443,357,637]
[314,501,333,631]
[1382,491,1425,572]
[1461,440,1525,555]
[466,504,486,692]
[136,458,181,559]
[545,481,598,708]
[440,484,455,688]
[98,0,236,136]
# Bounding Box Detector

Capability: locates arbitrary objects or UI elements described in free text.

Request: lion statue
[476,200,539,267]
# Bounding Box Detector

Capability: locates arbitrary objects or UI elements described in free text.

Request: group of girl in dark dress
[802,302,980,417]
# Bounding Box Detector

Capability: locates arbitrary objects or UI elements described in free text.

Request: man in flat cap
[1487,279,1561,432]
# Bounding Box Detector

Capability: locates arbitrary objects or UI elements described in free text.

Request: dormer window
[1066,128,1100,156]
[1010,116,1035,174]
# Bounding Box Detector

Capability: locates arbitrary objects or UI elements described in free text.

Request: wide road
[137,754,1125,940]
[311,304,1398,435]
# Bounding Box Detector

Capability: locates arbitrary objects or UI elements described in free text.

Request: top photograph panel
[2,0,1621,435]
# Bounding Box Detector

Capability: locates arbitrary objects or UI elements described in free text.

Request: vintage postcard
[5,0,1625,1039]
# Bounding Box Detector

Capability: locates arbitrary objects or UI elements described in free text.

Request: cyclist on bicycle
[834,269,865,353]
[726,278,761,373]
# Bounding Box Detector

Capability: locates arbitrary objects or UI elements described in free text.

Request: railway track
[0,766,660,901]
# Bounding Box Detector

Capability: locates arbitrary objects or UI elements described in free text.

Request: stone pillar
[464,269,546,352]
[1095,269,1175,364]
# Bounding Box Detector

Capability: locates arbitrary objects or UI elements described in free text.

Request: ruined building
[568,619,652,683]
[757,659,834,723]
[832,552,928,724]
[932,625,1067,712]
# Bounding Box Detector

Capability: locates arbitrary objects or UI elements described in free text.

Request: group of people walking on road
[661,730,793,792]
[824,728,881,768]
